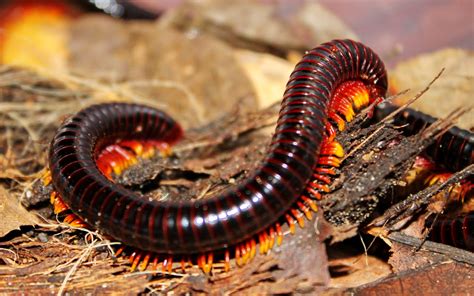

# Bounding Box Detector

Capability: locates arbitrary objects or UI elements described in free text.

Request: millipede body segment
[427,212,474,252]
[374,103,473,251]
[374,102,474,171]
[48,39,387,260]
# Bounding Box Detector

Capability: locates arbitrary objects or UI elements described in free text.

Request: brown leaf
[68,15,257,128]
[161,0,357,54]
[234,49,294,108]
[329,254,392,289]
[178,216,331,294]
[390,48,474,129]
[348,262,474,295]
[271,212,331,292]
[0,186,40,238]
[388,242,444,273]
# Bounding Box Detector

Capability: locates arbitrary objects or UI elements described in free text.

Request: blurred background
[129,0,474,63]
[0,0,472,128]
[1,0,472,65]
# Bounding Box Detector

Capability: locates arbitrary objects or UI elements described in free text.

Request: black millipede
[47,39,388,271]
[374,102,474,171]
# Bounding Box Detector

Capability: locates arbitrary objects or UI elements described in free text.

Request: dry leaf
[0,186,40,238]
[161,0,357,54]
[348,262,474,295]
[390,48,474,129]
[68,15,257,128]
[329,254,391,289]
[234,49,294,108]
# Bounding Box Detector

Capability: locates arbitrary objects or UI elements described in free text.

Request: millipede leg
[115,246,125,257]
[291,208,305,228]
[51,191,69,214]
[130,252,142,272]
[197,253,213,274]
[259,232,268,254]
[276,223,283,246]
[249,238,256,258]
[129,251,137,263]
[307,187,322,200]
[162,256,173,273]
[308,181,330,193]
[152,256,159,273]
[50,190,87,228]
[325,122,337,140]
[110,145,138,166]
[297,201,312,220]
[152,141,172,157]
[235,245,242,267]
[141,143,155,159]
[117,140,144,156]
[67,214,87,228]
[202,253,213,274]
[317,156,342,168]
[139,253,151,271]
[268,227,275,249]
[224,249,230,272]
[314,167,337,176]
[242,241,250,264]
[167,256,173,273]
[285,214,297,234]
[42,170,52,186]
[301,195,318,212]
[328,110,346,131]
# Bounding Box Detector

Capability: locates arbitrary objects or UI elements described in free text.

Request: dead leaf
[390,48,474,129]
[271,213,331,293]
[348,262,474,295]
[388,242,444,273]
[234,49,294,108]
[329,254,391,289]
[0,186,40,238]
[161,0,357,54]
[68,15,257,128]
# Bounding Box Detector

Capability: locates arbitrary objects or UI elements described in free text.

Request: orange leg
[285,213,297,234]
[130,251,142,272]
[224,249,230,272]
[139,253,151,271]
[51,191,69,214]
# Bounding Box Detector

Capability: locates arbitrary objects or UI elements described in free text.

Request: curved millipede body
[375,103,474,251]
[49,40,387,256]
[374,102,474,171]
[426,212,474,252]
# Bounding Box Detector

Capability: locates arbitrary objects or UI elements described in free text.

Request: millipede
[44,38,473,274]
[374,102,473,251]
[426,212,474,252]
[374,102,474,171]
[44,39,389,272]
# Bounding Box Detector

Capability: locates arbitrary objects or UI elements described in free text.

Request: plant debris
[1,64,471,294]
[0,2,472,294]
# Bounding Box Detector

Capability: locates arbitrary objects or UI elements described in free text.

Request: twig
[370,164,473,228]
[388,232,474,265]
[381,68,445,124]
[0,248,18,262]
[343,124,384,160]
[57,240,97,296]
